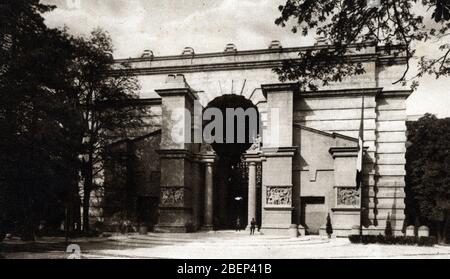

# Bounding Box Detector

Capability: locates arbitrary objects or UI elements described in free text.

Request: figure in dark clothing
[250,218,257,235]
[236,216,241,232]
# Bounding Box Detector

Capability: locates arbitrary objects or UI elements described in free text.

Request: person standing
[250,218,256,235]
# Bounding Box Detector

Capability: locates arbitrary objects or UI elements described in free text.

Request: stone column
[247,162,256,228]
[244,152,262,229]
[203,162,214,230]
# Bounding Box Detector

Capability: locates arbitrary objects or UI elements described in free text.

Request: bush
[348,234,437,246]
[385,214,393,237]
[349,234,361,244]
[326,213,333,237]
[418,236,437,246]
[185,222,194,233]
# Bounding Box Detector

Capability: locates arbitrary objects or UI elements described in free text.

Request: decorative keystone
[268,40,282,49]
[182,47,195,55]
[224,43,237,52]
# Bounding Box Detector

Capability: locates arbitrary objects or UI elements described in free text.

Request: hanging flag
[356,93,364,191]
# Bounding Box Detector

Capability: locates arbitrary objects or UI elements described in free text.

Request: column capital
[155,74,197,102]
[157,149,193,160]
[198,152,216,165]
[262,146,298,158]
[261,83,298,98]
[244,151,263,163]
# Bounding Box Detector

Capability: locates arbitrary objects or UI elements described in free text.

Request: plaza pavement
[1,231,450,259]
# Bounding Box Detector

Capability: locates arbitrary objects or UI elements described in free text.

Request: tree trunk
[437,221,444,244]
[443,211,449,244]
[82,161,93,233]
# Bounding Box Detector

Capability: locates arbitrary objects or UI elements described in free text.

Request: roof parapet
[224,43,237,52]
[141,49,154,59]
[182,47,195,56]
[268,40,282,49]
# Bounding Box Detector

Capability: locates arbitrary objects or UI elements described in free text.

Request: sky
[41,0,450,117]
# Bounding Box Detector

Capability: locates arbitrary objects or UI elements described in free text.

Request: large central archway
[204,94,260,229]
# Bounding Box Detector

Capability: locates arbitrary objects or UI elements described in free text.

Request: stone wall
[374,91,410,235]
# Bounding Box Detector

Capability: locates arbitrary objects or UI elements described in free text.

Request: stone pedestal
[418,226,429,237]
[260,83,297,234]
[261,147,296,233]
[289,224,299,238]
[405,225,415,237]
[154,74,197,232]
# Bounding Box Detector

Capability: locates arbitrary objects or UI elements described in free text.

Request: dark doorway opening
[300,196,326,235]
[203,94,260,229]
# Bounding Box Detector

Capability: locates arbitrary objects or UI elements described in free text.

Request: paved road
[1,231,450,259]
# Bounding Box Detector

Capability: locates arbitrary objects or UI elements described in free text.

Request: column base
[200,225,214,231]
[260,226,290,235]
[154,224,192,233]
[244,226,263,235]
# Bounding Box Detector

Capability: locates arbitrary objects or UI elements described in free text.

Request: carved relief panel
[266,186,292,206]
[336,187,360,207]
[160,187,184,207]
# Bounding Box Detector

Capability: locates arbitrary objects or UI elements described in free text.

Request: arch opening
[203,94,260,229]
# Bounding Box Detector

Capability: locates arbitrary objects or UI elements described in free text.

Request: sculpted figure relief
[337,188,360,206]
[266,186,292,206]
[161,188,184,206]
[248,135,262,151]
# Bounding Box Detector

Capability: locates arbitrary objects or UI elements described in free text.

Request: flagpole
[359,92,365,237]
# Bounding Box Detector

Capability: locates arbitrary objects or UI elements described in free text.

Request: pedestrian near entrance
[250,218,256,235]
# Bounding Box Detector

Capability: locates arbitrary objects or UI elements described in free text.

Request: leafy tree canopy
[406,114,450,243]
[275,0,450,90]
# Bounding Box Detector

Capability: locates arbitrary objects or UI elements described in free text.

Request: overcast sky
[41,0,450,117]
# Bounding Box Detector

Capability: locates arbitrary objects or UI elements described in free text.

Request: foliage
[0,0,143,239]
[385,213,393,237]
[0,0,82,240]
[326,213,333,236]
[348,234,437,246]
[275,0,450,90]
[405,114,450,243]
[69,29,144,232]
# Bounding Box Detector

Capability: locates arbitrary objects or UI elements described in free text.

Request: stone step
[103,234,329,248]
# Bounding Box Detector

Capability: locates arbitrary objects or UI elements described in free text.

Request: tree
[326,213,333,238]
[0,0,82,240]
[406,114,450,243]
[385,213,393,237]
[274,0,450,90]
[68,29,143,232]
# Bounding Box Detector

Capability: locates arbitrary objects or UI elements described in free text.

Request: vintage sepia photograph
[1,0,450,263]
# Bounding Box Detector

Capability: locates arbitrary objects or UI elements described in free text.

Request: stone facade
[98,42,411,236]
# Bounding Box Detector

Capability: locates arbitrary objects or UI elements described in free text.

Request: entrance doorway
[301,197,326,235]
[204,94,260,229]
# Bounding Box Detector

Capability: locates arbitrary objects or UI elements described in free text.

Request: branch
[392,0,412,84]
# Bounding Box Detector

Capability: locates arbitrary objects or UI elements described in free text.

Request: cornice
[155,87,197,101]
[377,89,413,99]
[261,83,299,97]
[115,43,383,64]
[112,44,407,76]
[300,87,383,98]
[329,146,369,158]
